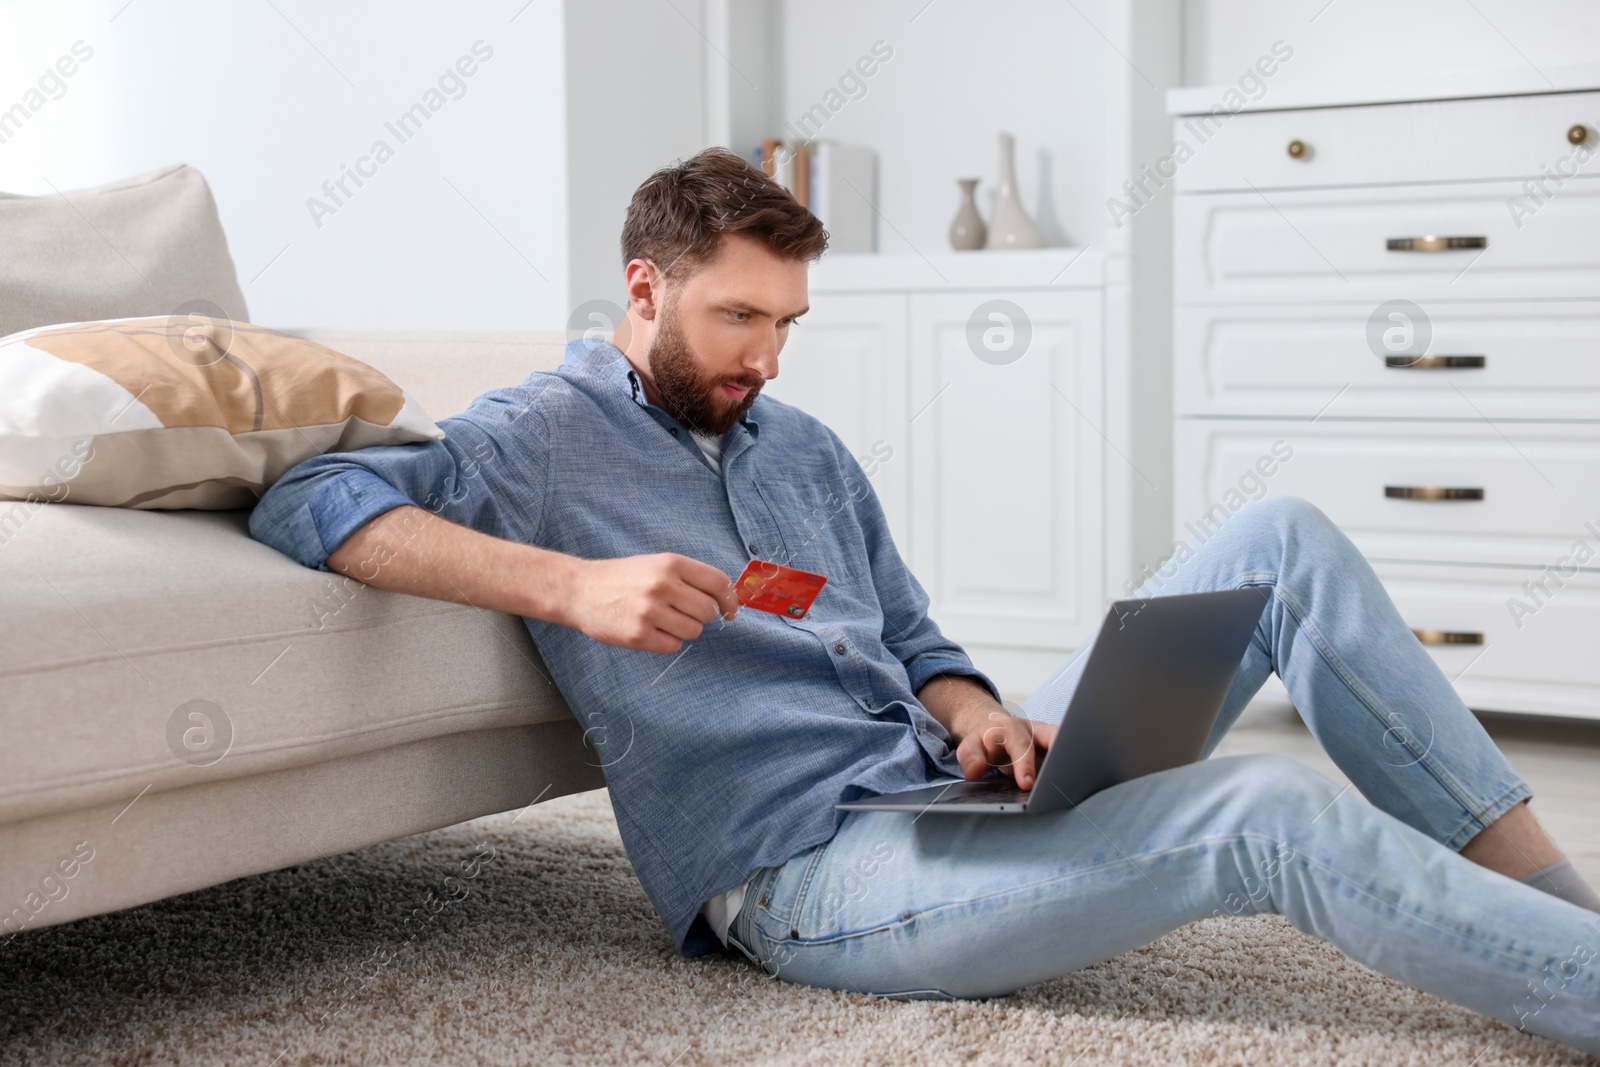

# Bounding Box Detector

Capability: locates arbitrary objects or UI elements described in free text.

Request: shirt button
[834,642,847,655]
[747,543,759,554]
[669,427,679,436]
[860,697,870,707]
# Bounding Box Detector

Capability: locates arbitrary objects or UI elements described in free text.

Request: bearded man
[250,148,1600,1056]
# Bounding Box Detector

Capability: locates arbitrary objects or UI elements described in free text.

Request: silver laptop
[834,587,1271,815]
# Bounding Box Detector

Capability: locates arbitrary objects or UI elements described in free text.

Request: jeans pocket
[770,837,837,943]
[729,875,802,980]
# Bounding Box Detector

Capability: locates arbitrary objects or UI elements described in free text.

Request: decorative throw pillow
[0,164,249,339]
[0,316,443,509]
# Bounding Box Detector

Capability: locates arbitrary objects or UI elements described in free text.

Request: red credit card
[734,559,827,619]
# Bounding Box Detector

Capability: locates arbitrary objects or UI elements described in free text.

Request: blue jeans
[725,497,1600,1055]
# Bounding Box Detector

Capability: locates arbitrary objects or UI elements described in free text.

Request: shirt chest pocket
[750,475,874,584]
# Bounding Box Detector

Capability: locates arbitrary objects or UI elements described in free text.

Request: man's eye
[729,311,750,322]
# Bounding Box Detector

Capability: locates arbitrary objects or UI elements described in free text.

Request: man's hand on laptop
[956,712,1057,791]
[557,553,740,655]
[916,674,1057,790]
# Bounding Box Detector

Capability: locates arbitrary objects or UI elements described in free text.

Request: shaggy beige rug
[1,787,1592,1067]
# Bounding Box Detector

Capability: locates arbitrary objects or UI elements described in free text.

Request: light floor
[1211,677,1600,886]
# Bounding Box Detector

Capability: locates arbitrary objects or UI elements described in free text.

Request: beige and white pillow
[0,316,443,509]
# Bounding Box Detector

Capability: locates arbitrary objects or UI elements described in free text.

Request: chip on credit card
[734,559,827,619]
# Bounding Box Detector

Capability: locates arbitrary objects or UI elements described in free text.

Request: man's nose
[748,332,780,381]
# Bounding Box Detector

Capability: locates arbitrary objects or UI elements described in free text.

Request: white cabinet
[763,293,909,544]
[767,251,1118,696]
[1170,80,1600,720]
[907,290,1105,651]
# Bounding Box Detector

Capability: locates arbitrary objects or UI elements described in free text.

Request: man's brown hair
[620,147,828,283]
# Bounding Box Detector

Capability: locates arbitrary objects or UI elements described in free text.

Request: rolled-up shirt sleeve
[248,380,553,571]
[831,435,1003,706]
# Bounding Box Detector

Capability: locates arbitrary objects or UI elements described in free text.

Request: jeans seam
[781,833,1571,979]
[730,865,783,971]
[784,832,1294,947]
[745,864,780,924]
[1264,574,1507,847]
[794,838,835,935]
[1290,849,1584,977]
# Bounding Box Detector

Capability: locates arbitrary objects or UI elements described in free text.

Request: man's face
[642,233,810,437]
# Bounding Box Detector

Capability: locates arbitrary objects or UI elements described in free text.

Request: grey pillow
[0,163,248,338]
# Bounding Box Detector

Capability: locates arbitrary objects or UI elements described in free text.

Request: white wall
[1184,0,1600,87]
[777,0,1109,256]
[563,0,711,320]
[703,0,782,165]
[0,0,570,330]
[1119,1,1182,602]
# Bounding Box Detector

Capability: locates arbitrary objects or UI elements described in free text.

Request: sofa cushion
[289,330,568,420]
[0,503,573,827]
[0,164,248,338]
[0,317,445,509]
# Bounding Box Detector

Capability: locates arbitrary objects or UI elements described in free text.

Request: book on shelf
[753,139,876,254]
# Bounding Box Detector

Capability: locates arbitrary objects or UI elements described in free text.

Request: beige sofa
[0,330,605,937]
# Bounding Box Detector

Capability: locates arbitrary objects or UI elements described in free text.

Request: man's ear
[623,258,660,322]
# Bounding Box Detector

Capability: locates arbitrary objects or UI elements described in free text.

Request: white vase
[985,131,1047,250]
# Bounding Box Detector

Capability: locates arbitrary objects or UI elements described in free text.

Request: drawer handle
[1287,139,1308,159]
[1412,628,1485,646]
[1570,124,1590,146]
[1383,354,1486,369]
[1384,485,1485,501]
[1386,235,1488,252]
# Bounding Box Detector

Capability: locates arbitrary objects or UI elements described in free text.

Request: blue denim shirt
[248,338,1000,957]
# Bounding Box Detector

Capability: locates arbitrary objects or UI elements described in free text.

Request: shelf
[808,248,1104,293]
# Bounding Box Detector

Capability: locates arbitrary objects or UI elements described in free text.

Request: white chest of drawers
[1169,80,1600,721]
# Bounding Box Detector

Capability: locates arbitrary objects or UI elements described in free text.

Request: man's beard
[647,298,763,437]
